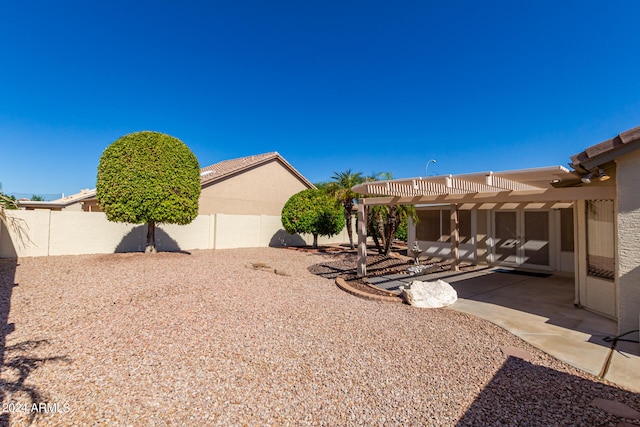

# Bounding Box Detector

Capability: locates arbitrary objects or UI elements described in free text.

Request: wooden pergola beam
[359,186,615,206]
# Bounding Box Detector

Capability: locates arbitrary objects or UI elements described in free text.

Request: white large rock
[400,279,458,308]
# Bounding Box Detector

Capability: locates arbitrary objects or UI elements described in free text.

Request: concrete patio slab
[370,267,640,393]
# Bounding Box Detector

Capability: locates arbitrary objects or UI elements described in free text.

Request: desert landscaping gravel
[0,247,638,426]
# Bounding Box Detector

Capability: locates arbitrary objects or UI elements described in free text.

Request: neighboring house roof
[570,124,640,173]
[17,152,314,209]
[17,188,97,209]
[199,151,314,189]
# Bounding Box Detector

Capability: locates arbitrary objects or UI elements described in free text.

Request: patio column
[357,202,367,277]
[450,204,460,271]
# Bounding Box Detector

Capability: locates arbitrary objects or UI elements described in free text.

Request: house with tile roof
[353,124,640,338]
[198,151,314,215]
[19,152,314,216]
[3,151,351,257]
[18,188,100,211]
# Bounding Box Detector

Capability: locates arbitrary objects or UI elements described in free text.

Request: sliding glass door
[492,210,551,269]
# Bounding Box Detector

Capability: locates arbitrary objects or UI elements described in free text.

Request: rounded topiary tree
[96,131,201,253]
[281,188,345,248]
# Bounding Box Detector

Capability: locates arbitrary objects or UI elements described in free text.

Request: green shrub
[281,188,345,248]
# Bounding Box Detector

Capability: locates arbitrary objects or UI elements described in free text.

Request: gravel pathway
[0,248,638,426]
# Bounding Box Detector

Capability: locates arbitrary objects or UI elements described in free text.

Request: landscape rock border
[335,277,402,303]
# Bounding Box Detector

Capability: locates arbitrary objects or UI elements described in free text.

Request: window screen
[586,200,614,280]
[560,208,574,252]
[416,210,441,241]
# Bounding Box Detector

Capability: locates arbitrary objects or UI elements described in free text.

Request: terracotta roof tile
[200,152,278,184]
[570,124,640,171]
[199,152,313,188]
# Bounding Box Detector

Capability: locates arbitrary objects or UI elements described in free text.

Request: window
[459,210,471,244]
[416,210,440,241]
[416,207,471,243]
[560,208,574,252]
[586,200,614,280]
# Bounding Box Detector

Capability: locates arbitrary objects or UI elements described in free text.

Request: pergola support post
[451,204,460,271]
[357,202,367,277]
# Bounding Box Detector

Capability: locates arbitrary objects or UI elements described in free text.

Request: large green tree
[281,188,345,248]
[96,131,201,253]
[327,170,364,249]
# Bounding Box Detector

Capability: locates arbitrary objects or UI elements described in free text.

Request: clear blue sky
[2,1,640,198]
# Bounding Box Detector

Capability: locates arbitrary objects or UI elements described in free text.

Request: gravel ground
[0,248,638,426]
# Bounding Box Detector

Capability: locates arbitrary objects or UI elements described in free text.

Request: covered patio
[353,166,615,272]
[353,125,640,341]
[351,164,623,330]
[352,166,613,275]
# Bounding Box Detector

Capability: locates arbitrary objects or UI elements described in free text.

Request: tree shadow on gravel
[0,340,71,426]
[0,258,16,426]
[456,356,640,426]
[268,229,306,247]
[115,225,190,254]
[0,260,71,426]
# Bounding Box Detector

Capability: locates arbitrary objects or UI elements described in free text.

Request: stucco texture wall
[199,159,310,216]
[0,211,353,258]
[616,150,640,336]
[0,210,51,257]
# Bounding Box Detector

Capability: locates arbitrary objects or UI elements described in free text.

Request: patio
[368,267,640,393]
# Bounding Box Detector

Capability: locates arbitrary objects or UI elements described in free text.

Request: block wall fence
[0,210,355,258]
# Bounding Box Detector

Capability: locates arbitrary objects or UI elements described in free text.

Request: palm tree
[363,172,392,253]
[367,204,387,253]
[382,203,418,255]
[364,173,418,255]
[0,185,31,250]
[327,170,364,249]
[0,183,17,231]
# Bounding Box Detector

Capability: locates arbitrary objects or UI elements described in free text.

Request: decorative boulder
[399,279,458,308]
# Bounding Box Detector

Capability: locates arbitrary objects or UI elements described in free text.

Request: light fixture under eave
[581,173,593,184]
[598,168,610,181]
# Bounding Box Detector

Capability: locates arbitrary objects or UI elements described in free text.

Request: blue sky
[2,1,640,198]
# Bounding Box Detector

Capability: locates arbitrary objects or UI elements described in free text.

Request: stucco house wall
[615,149,640,335]
[199,158,310,216]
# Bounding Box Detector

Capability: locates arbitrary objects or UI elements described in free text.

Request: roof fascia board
[17,201,68,209]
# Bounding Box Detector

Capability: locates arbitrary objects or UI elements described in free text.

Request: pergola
[351,166,615,277]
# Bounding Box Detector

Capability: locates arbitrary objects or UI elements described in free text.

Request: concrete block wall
[0,209,51,257]
[0,210,356,258]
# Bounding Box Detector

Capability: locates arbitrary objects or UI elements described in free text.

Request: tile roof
[199,152,313,188]
[570,124,640,172]
[50,188,97,204]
